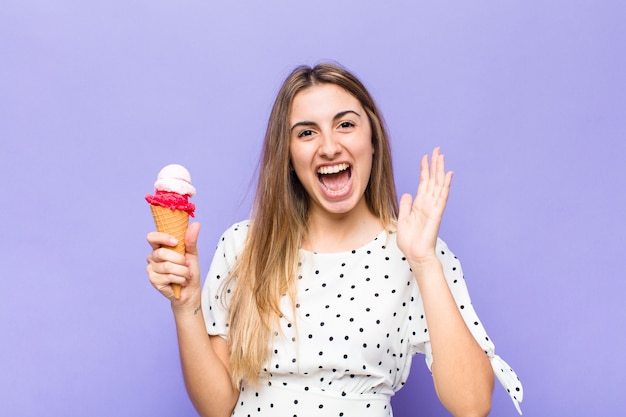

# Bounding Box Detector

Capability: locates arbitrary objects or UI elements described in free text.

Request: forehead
[289,84,363,121]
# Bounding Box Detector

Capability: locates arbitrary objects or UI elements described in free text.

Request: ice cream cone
[146,164,196,299]
[150,204,189,299]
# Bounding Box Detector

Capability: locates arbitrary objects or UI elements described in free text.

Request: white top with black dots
[202,221,523,416]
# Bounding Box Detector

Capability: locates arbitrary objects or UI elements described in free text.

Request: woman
[146,63,522,417]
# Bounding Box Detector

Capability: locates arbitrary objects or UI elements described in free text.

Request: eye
[297,129,314,138]
[338,121,355,129]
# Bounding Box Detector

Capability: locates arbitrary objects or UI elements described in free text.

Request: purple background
[2,1,625,416]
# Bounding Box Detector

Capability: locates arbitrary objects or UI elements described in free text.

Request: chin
[318,198,363,217]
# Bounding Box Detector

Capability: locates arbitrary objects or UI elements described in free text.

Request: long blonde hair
[225,63,399,387]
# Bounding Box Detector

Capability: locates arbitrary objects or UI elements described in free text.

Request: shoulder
[384,231,455,259]
[214,219,251,260]
[204,220,251,286]
[435,237,453,257]
[435,237,462,267]
[220,219,251,241]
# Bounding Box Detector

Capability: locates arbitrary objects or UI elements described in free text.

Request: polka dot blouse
[202,221,523,416]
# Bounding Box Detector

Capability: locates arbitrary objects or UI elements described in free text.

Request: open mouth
[317,163,352,192]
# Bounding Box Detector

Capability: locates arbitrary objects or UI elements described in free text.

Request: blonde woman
[146,63,522,417]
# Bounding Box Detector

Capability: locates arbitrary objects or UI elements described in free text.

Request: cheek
[364,125,375,155]
[360,136,375,160]
[288,141,297,165]
[361,142,375,178]
[288,145,307,176]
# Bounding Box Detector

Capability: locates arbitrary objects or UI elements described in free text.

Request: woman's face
[289,83,374,219]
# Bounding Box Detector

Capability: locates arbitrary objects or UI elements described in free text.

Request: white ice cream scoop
[154,164,196,196]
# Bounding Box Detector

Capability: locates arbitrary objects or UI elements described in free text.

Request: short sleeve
[418,238,524,415]
[201,221,250,338]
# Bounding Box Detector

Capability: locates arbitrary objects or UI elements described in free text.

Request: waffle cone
[150,205,189,299]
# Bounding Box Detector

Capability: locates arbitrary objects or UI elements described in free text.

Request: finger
[435,153,445,189]
[148,246,186,265]
[398,193,413,223]
[146,263,189,291]
[415,154,429,204]
[430,147,441,180]
[149,256,190,277]
[437,171,454,208]
[147,231,178,250]
[152,271,188,288]
[184,222,202,287]
[184,222,201,257]
[424,150,437,199]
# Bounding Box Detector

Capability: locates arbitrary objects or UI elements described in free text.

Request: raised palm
[397,147,453,264]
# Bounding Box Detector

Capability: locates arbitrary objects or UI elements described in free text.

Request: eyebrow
[290,110,361,133]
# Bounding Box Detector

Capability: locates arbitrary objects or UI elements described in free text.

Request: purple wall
[2,1,625,416]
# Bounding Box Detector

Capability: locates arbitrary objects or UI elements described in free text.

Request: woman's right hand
[146,222,202,311]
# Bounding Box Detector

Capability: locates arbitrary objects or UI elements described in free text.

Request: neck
[303,199,383,253]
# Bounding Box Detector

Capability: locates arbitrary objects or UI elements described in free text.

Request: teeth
[317,163,349,175]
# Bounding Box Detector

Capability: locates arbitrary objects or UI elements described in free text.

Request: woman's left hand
[397,147,453,265]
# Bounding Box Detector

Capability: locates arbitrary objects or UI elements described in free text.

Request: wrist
[407,252,440,269]
[408,255,443,282]
[171,296,203,317]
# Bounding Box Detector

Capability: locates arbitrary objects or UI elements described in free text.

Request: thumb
[184,221,201,257]
[398,193,413,223]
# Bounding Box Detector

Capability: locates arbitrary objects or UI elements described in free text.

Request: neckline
[299,228,390,256]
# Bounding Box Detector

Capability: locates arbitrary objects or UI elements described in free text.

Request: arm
[409,259,494,417]
[147,223,239,417]
[174,309,239,417]
[397,148,494,417]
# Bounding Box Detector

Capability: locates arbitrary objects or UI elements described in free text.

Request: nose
[318,132,341,159]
